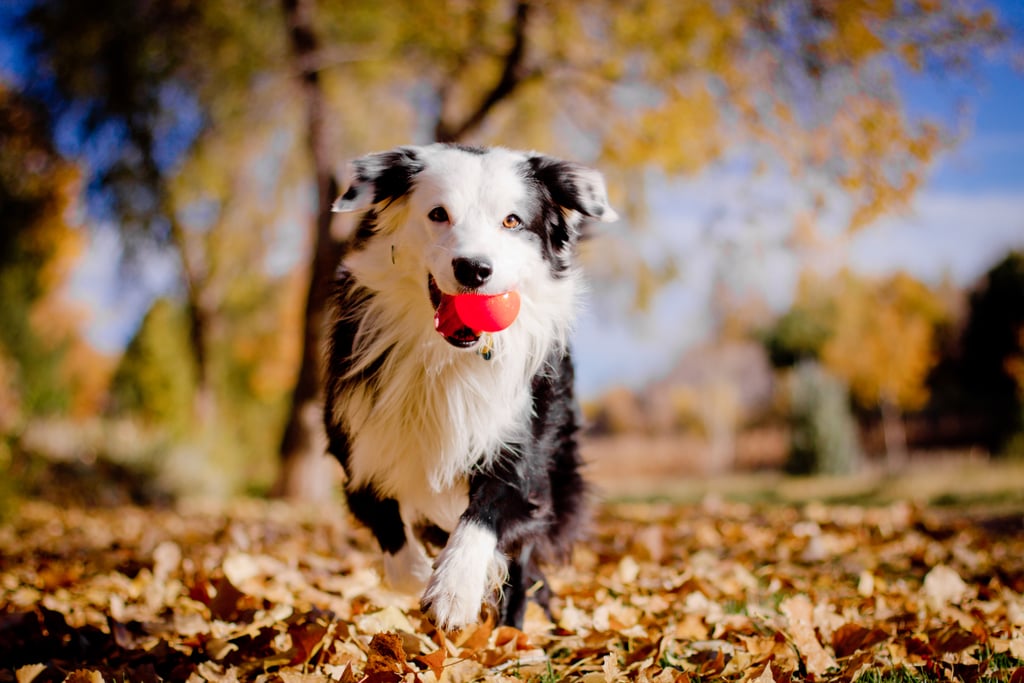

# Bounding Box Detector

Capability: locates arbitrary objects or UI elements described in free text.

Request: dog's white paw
[420,522,506,631]
[384,539,433,593]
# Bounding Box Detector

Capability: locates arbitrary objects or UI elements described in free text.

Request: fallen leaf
[602,652,621,682]
[923,564,970,611]
[415,643,448,679]
[363,631,406,682]
[64,672,105,683]
[747,662,776,683]
[832,622,889,658]
[780,594,836,676]
[355,605,416,635]
[15,664,47,683]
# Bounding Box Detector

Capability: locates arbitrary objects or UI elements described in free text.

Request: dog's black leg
[345,484,406,554]
[499,543,552,628]
[346,483,435,592]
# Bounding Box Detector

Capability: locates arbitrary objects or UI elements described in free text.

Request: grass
[850,647,1024,683]
[597,456,1024,511]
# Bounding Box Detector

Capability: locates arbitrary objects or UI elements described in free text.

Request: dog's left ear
[332,146,425,213]
[528,155,619,224]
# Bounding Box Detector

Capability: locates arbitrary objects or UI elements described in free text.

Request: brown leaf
[208,576,246,621]
[288,619,330,665]
[746,662,776,683]
[493,625,530,651]
[832,623,890,658]
[928,623,979,655]
[696,648,727,676]
[364,631,407,679]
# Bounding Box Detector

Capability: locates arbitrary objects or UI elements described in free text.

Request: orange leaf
[415,645,448,679]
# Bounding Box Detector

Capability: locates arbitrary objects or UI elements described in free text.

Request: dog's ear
[332,147,425,213]
[528,155,618,224]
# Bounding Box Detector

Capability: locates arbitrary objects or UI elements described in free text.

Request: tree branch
[434,0,534,143]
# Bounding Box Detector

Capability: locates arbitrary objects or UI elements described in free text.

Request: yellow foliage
[820,271,948,411]
[604,84,723,174]
[61,342,117,419]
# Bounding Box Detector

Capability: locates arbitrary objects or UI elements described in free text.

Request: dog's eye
[502,214,522,230]
[428,207,449,223]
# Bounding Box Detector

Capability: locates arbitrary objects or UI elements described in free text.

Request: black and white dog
[323,143,616,631]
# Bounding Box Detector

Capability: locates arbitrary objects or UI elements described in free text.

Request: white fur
[421,521,507,631]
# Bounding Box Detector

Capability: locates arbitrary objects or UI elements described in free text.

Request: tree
[957,252,1024,454]
[109,299,197,432]
[764,270,949,467]
[820,272,948,468]
[761,274,837,368]
[0,83,87,423]
[785,361,862,476]
[16,0,290,424]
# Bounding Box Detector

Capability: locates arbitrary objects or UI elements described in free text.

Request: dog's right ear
[332,147,425,213]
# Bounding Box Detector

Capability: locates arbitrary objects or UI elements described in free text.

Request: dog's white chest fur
[339,341,533,528]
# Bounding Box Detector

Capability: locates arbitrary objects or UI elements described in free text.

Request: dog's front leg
[419,517,506,631]
[346,485,432,592]
[421,461,546,631]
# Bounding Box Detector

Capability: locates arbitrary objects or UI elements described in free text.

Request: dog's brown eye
[428,207,449,223]
[502,214,522,230]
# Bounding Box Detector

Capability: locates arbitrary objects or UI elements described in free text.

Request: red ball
[453,291,521,332]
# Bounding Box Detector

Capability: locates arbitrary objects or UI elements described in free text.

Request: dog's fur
[323,143,616,630]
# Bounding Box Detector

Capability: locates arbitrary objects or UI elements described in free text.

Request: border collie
[324,143,616,631]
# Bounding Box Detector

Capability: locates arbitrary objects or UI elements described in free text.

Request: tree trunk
[165,209,218,425]
[273,0,345,499]
[880,397,908,472]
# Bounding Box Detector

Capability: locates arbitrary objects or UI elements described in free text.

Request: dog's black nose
[452,257,493,288]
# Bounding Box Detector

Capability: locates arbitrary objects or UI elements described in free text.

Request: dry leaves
[1,498,1023,681]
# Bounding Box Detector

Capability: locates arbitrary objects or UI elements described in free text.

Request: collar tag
[477,333,494,361]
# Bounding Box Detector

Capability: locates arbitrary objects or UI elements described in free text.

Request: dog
[323,143,616,631]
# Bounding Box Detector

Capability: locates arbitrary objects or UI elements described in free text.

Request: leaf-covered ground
[2,498,1024,682]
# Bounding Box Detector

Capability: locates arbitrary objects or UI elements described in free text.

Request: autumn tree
[764,270,950,467]
[821,272,949,468]
[0,83,95,427]
[15,0,291,425]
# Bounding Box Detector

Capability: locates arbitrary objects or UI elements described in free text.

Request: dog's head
[332,144,617,349]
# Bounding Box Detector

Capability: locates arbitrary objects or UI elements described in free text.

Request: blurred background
[1,0,1023,509]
